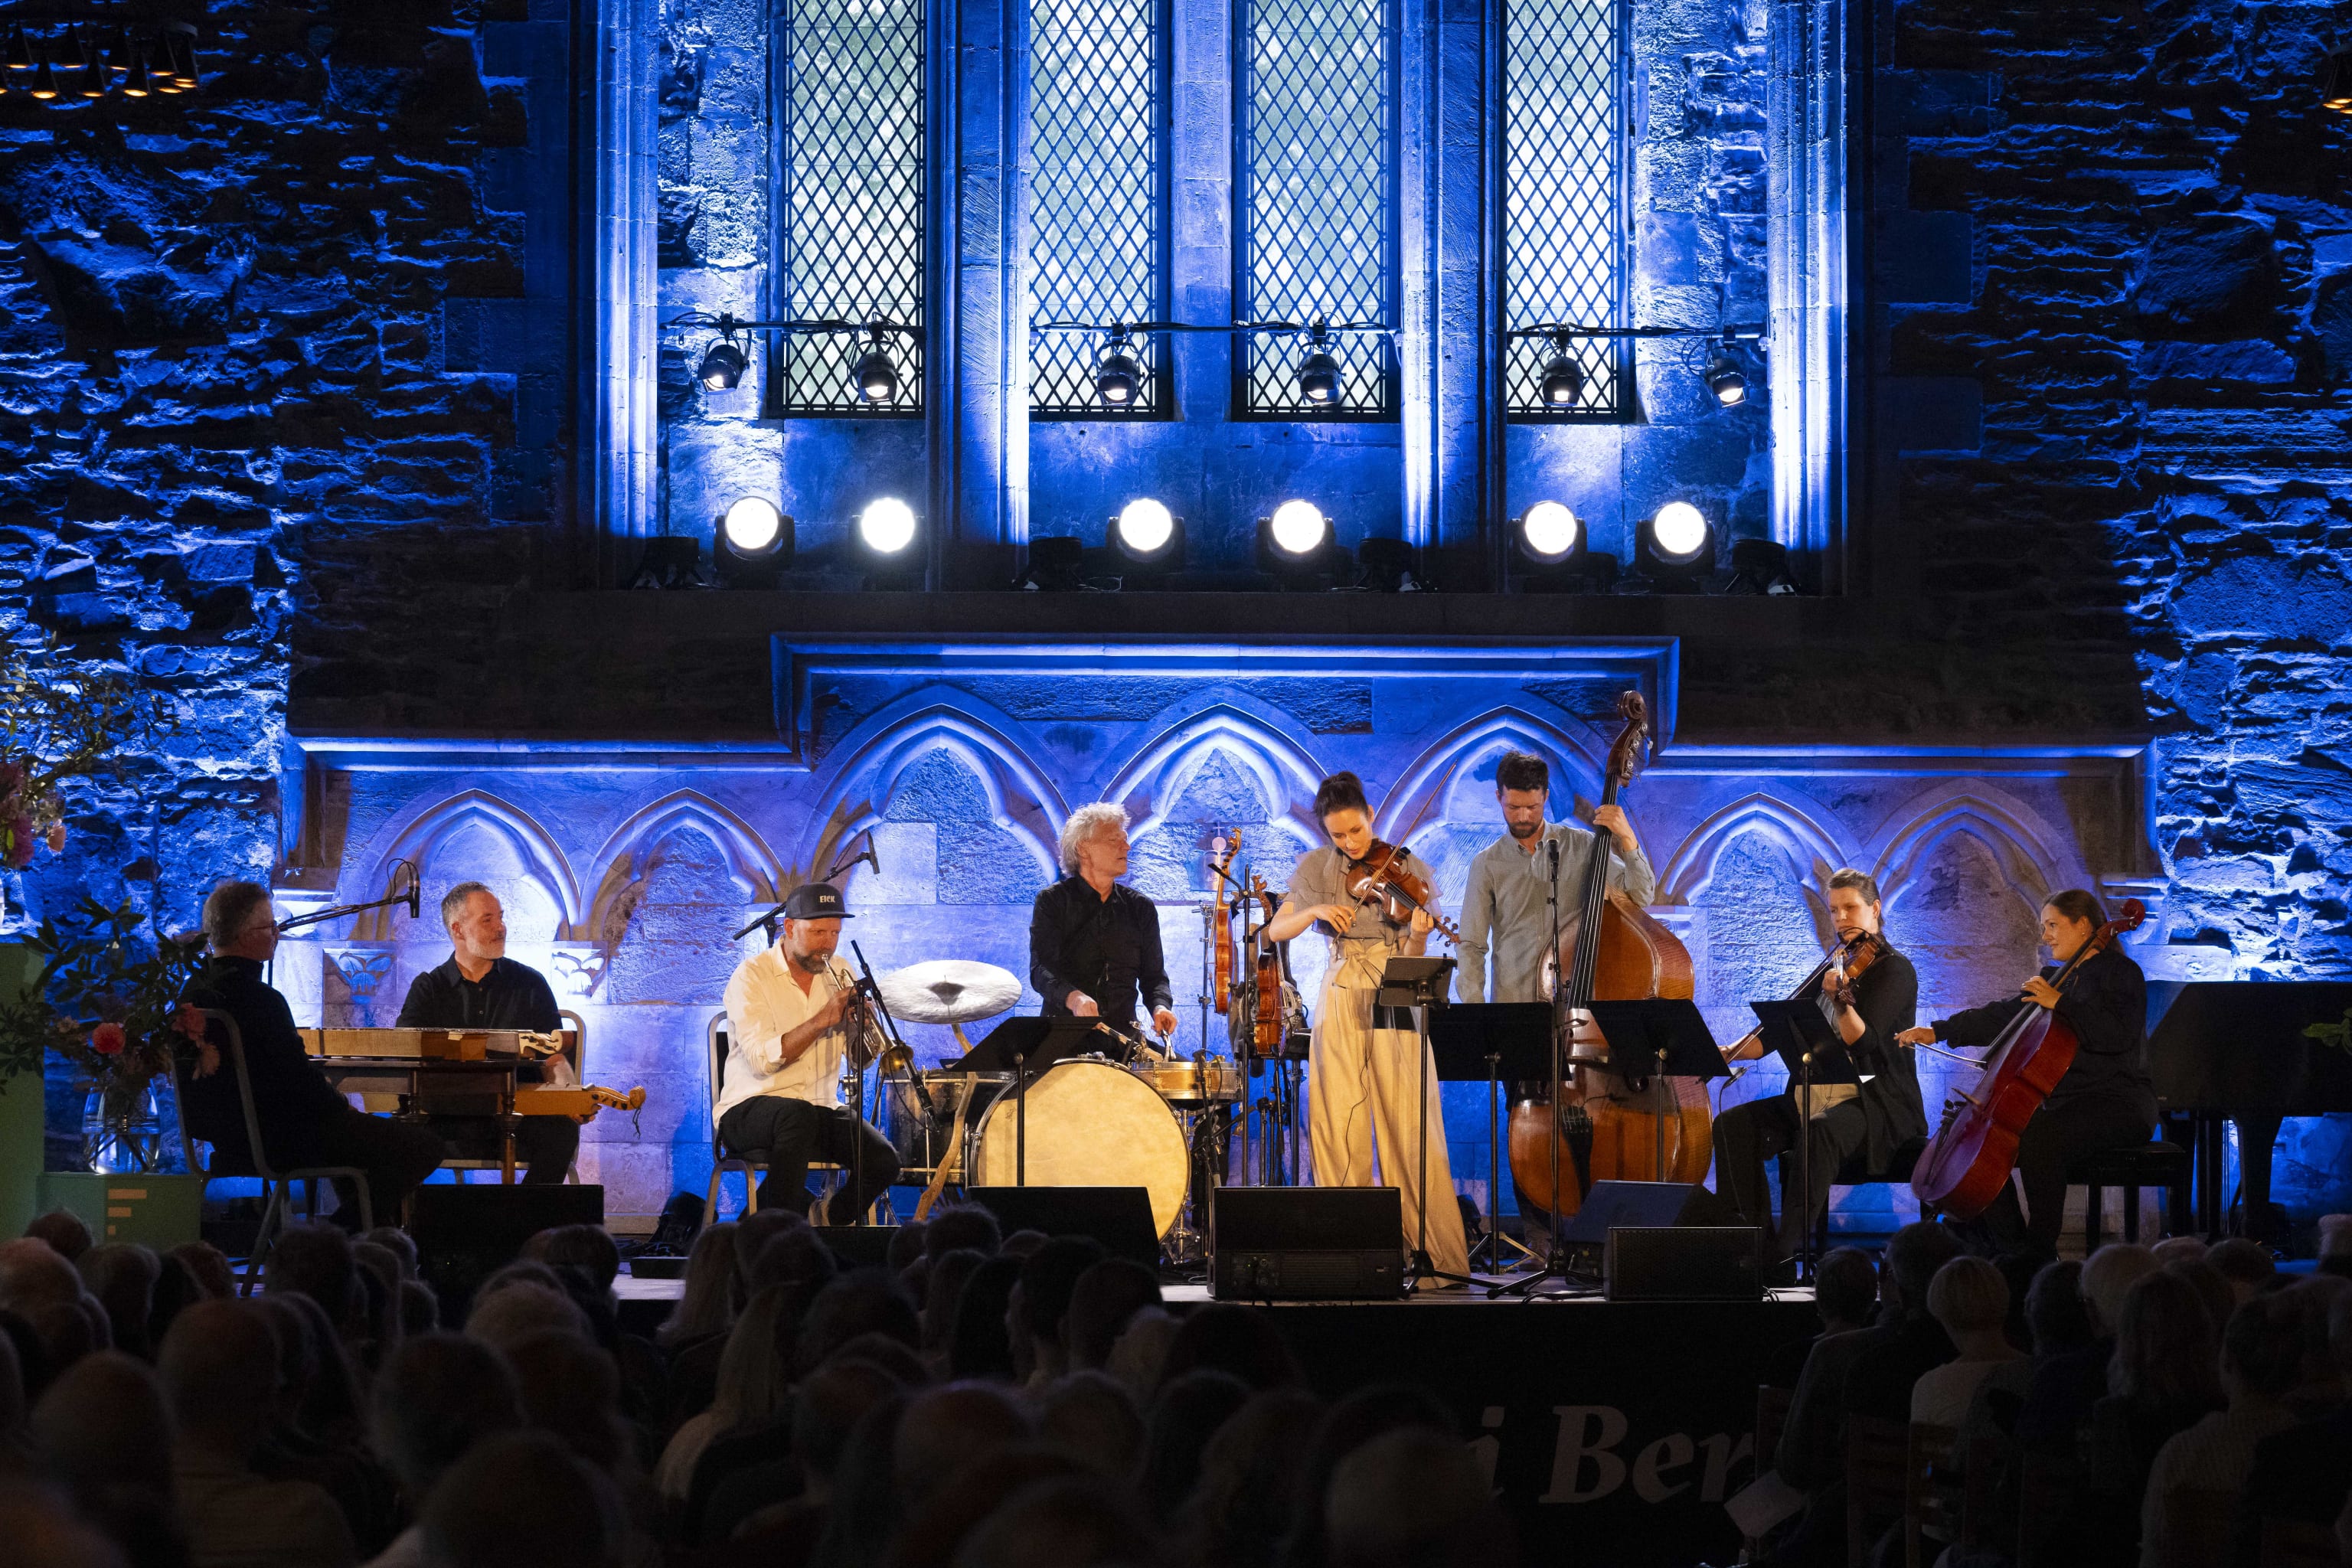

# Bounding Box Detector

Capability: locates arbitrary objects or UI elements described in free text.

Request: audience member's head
[1926,1256,2011,1350]
[2149,1235,2207,1267]
[0,1480,129,1568]
[2318,1214,2352,1276]
[2,1309,54,1411]
[1001,1229,1050,1259]
[659,1220,740,1348]
[1281,1385,1458,1568]
[1814,1246,1877,1332]
[746,1225,839,1297]
[794,1268,920,1376]
[23,1212,93,1264]
[2207,1237,2276,1303]
[2108,1269,2223,1411]
[1325,1426,1500,1568]
[2023,1259,2095,1357]
[2078,1243,2158,1337]
[887,1222,929,1274]
[352,1241,407,1336]
[30,1351,173,1501]
[924,1248,988,1364]
[1138,1369,1252,1524]
[1181,1388,1324,1568]
[73,1247,160,1363]
[791,1358,903,1503]
[1036,1369,1145,1480]
[23,1296,105,1374]
[364,1227,420,1279]
[925,1207,1001,1261]
[372,1332,524,1498]
[949,1256,1023,1382]
[503,1328,632,1479]
[1009,1237,1107,1380]
[521,1226,621,1293]
[2220,1293,2307,1406]
[1063,1259,1165,1373]
[825,1330,930,1388]
[732,1208,808,1289]
[806,1392,910,1568]
[893,1448,1088,1568]
[1162,1302,1304,1391]
[250,1294,321,1428]
[952,1474,1161,1568]
[2164,1257,2237,1342]
[261,1222,359,1334]
[0,1239,83,1317]
[894,1382,1034,1506]
[710,1283,799,1431]
[464,1281,590,1356]
[145,1252,203,1354]
[400,1279,439,1338]
[1106,1308,1181,1403]
[165,1244,234,1305]
[1880,1221,1964,1317]
[156,1299,280,1462]
[420,1430,622,1568]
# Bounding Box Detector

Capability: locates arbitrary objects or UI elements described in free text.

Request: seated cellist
[1714,869,1923,1263]
[1896,888,2155,1264]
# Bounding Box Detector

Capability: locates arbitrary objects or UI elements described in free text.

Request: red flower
[90,1021,126,1057]
[173,1004,206,1040]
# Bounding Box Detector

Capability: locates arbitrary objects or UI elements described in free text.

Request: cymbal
[876,960,1024,1024]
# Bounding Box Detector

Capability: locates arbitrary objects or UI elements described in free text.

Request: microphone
[1546,835,1559,880]
[407,880,420,919]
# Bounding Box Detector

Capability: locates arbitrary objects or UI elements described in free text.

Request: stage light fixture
[720,496,787,557]
[116,40,143,96]
[858,496,918,556]
[1095,334,1142,407]
[1268,499,1328,557]
[1704,354,1746,407]
[852,337,901,404]
[1725,537,1799,596]
[5,24,30,70]
[1517,500,1580,564]
[2324,47,2352,113]
[1539,334,1585,409]
[1018,536,1087,592]
[169,34,196,90]
[1296,334,1342,405]
[29,44,57,99]
[1630,500,1717,590]
[1115,498,1176,559]
[697,337,747,391]
[76,31,104,97]
[1355,537,1420,593]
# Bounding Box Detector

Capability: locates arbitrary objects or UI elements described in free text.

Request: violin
[1720,926,1893,1082]
[1249,872,1285,1055]
[1210,831,1239,1015]
[1340,839,1462,945]
[1909,900,2146,1219]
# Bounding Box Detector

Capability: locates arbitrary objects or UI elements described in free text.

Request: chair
[2259,1517,2342,1568]
[441,1008,590,1184]
[703,1010,855,1226]
[1903,1422,1962,1568]
[175,1010,373,1295]
[1845,1413,1909,1567]
[1801,1134,1930,1254]
[1741,1383,1795,1560]
[2068,1135,2193,1247]
[2013,1450,2076,1568]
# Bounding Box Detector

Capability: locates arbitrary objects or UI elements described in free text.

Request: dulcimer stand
[1747,997,1861,1280]
[1377,956,1473,1291]
[1428,1001,1553,1275]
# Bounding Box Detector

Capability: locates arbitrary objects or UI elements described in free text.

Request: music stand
[1749,997,1858,1276]
[1374,956,1472,1289]
[949,1016,1119,1187]
[1428,1002,1552,1273]
[1586,997,1728,1219]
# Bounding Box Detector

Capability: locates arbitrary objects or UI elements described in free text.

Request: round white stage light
[1519,501,1579,560]
[1651,501,1709,560]
[860,496,917,554]
[721,496,783,555]
[1117,497,1174,556]
[1269,499,1328,557]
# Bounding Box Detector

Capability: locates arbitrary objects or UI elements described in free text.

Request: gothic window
[1234,0,1396,418]
[770,0,926,416]
[1028,0,1167,416]
[1502,0,1627,420]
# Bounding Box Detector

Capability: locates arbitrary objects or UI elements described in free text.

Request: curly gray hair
[1058,803,1129,876]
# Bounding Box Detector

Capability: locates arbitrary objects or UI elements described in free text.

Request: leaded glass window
[1234,0,1395,418]
[1029,0,1165,416]
[1502,0,1625,419]
[769,0,926,416]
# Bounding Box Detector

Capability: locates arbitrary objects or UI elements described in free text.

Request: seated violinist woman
[1713,869,1923,1263]
[1896,888,2156,1263]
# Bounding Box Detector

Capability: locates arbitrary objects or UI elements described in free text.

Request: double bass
[1505,691,1707,1223]
[1909,899,2147,1218]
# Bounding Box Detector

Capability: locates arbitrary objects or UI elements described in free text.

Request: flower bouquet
[0,642,175,871]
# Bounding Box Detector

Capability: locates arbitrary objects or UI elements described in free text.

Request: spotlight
[104,26,130,77]
[1296,333,1341,406]
[5,24,30,71]
[1630,501,1717,590]
[1018,536,1087,592]
[697,338,747,391]
[1094,334,1143,407]
[1113,498,1180,562]
[1704,354,1746,407]
[1267,499,1328,557]
[858,496,918,556]
[1516,500,1580,564]
[116,40,144,97]
[170,34,197,90]
[1257,500,1337,583]
[1539,335,1585,409]
[1354,538,1420,593]
[852,337,901,404]
[720,496,787,558]
[77,32,105,97]
[2325,48,2352,113]
[1725,537,1800,596]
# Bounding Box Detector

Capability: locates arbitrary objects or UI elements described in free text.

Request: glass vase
[81,1079,165,1174]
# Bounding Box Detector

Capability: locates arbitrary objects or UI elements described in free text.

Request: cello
[1909,899,2146,1218]
[1505,691,1707,1224]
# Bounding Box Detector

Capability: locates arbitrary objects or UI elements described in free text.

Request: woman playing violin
[1713,869,1924,1263]
[1262,770,1469,1281]
[1895,888,2154,1263]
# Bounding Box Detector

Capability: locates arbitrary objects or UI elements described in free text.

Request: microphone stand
[270,860,421,988]
[1491,829,1591,1299]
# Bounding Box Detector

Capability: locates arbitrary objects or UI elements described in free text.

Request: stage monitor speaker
[1557,1179,1736,1246]
[1606,1227,1764,1301]
[967,1187,1161,1269]
[410,1184,604,1325]
[1210,1186,1403,1301]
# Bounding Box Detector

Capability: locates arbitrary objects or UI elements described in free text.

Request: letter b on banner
[1540,1406,1629,1503]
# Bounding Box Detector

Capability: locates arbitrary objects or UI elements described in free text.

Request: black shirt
[394,956,562,1032]
[179,956,348,1153]
[1028,877,1174,1032]
[1797,949,1926,1168]
[1936,942,2153,1112]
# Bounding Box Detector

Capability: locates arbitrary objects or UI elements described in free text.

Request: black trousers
[1714,1095,1869,1256]
[428,1114,580,1184]
[717,1096,900,1221]
[1981,1092,2157,1259]
[260,1103,449,1227]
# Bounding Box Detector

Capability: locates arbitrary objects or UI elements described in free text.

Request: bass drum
[971,1058,1192,1239]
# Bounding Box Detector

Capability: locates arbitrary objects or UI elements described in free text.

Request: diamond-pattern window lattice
[1503,0,1625,420]
[1236,0,1394,417]
[771,0,925,416]
[1029,0,1164,416]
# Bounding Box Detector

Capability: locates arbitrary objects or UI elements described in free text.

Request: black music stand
[1428,1002,1553,1274]
[1749,996,1858,1275]
[949,1016,1116,1187]
[1375,956,1472,1289]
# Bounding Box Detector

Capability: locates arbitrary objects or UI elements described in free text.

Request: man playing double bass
[1454,750,1653,1005]
[1714,869,1923,1263]
[1897,888,2154,1263]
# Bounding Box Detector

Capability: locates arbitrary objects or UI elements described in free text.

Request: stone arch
[1658,792,1853,906]
[1099,705,1331,861]
[585,791,786,946]
[1870,790,2066,1024]
[1379,707,1612,903]
[354,790,582,941]
[1867,786,2079,913]
[792,701,1065,882]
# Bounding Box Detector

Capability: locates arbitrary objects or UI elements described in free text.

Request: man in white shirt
[716,882,900,1221]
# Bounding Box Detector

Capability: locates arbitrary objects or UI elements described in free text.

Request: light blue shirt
[1454,822,1657,1004]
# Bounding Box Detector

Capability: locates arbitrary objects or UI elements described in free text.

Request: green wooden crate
[39,1171,206,1248]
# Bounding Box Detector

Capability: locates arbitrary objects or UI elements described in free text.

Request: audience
[1762,1246,1875,1390]
[2141,1290,2301,1568]
[2233,1281,2352,1565]
[365,1334,521,1568]
[1909,1256,2024,1428]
